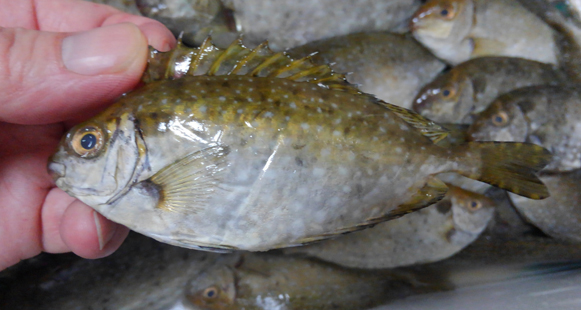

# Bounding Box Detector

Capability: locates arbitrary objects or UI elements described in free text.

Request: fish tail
[454,142,551,199]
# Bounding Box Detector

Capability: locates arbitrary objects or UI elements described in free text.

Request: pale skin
[0,0,176,271]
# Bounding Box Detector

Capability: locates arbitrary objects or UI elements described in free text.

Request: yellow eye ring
[440,87,456,98]
[70,126,104,158]
[203,286,219,299]
[467,200,482,211]
[491,111,509,127]
[439,5,456,20]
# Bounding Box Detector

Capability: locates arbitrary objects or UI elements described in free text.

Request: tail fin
[456,142,551,199]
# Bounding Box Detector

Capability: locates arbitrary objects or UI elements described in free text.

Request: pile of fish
[4,0,581,309]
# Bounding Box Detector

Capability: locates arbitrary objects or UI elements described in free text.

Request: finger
[0,0,175,51]
[0,23,147,124]
[60,199,129,259]
[41,188,76,253]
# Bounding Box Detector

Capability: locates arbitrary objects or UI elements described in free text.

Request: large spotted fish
[48,38,550,252]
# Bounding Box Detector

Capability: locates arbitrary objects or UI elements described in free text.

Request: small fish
[48,38,550,252]
[468,85,581,172]
[410,0,558,65]
[184,253,427,310]
[286,32,446,109]
[508,169,581,243]
[285,185,495,269]
[412,57,565,124]
[221,0,422,50]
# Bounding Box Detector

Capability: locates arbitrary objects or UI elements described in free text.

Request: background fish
[411,0,558,65]
[184,253,436,310]
[412,57,565,124]
[48,38,551,252]
[468,85,581,172]
[508,170,581,243]
[286,32,446,109]
[220,0,422,50]
[285,185,495,269]
[0,233,221,310]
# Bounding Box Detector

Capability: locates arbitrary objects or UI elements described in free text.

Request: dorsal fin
[142,36,354,93]
[375,100,449,144]
[142,36,449,144]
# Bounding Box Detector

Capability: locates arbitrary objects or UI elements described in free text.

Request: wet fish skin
[412,57,565,124]
[285,185,495,269]
[184,253,420,310]
[411,0,558,65]
[286,32,446,109]
[508,169,581,243]
[468,85,581,172]
[48,40,551,252]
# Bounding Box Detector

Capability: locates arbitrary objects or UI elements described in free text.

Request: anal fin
[384,177,449,219]
[149,145,230,213]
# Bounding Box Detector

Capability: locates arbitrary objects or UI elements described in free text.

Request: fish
[0,232,222,310]
[508,169,581,243]
[468,85,581,172]
[220,0,422,50]
[410,0,559,65]
[184,253,435,310]
[286,32,446,109]
[412,57,565,124]
[48,37,551,252]
[285,185,495,269]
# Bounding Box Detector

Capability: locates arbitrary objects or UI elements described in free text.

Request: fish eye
[491,111,509,127]
[71,126,104,158]
[203,286,219,299]
[439,5,456,19]
[440,87,455,98]
[467,200,482,211]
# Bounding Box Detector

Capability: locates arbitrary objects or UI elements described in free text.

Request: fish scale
[49,38,551,251]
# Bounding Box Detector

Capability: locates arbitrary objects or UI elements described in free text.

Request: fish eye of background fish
[491,111,510,127]
[466,200,482,211]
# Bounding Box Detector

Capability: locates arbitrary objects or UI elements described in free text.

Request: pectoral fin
[149,145,230,213]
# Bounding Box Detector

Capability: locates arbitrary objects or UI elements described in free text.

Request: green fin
[376,100,450,143]
[142,36,354,92]
[385,177,449,219]
[456,142,551,199]
[435,123,470,147]
[148,145,230,213]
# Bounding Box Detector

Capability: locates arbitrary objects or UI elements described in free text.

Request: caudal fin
[456,142,551,199]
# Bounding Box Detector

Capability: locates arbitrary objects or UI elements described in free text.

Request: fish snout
[48,162,66,181]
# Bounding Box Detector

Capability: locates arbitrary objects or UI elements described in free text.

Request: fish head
[449,186,495,235]
[185,265,237,310]
[413,71,473,123]
[48,112,144,207]
[410,0,472,40]
[468,97,528,142]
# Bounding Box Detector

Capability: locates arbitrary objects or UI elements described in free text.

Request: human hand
[0,0,176,271]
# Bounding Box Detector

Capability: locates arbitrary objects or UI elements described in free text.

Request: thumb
[0,23,149,124]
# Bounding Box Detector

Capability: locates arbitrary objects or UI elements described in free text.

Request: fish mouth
[48,162,66,182]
